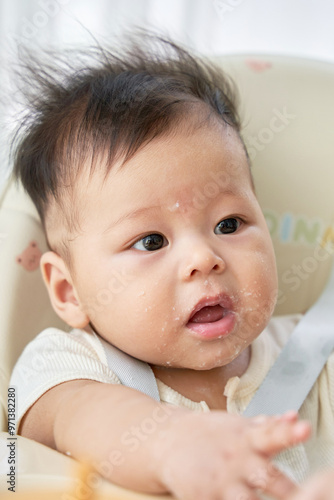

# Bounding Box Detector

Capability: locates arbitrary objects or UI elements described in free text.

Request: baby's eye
[214,218,241,235]
[132,233,167,251]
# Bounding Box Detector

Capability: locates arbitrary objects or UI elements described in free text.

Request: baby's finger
[245,458,297,500]
[278,410,299,423]
[249,418,311,455]
[224,483,259,500]
[250,411,299,427]
[289,469,334,500]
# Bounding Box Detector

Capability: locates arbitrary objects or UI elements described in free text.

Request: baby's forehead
[95,128,245,199]
[78,120,246,199]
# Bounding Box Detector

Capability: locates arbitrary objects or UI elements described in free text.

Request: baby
[10,33,334,499]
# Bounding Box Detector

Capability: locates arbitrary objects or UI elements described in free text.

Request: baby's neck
[151,345,251,411]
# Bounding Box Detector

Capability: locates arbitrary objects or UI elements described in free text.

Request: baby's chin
[156,352,245,372]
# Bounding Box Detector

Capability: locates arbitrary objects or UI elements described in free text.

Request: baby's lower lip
[186,310,236,340]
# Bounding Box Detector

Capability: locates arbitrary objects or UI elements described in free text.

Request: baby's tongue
[190,305,224,323]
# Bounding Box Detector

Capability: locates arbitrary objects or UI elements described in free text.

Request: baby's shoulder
[17,326,107,365]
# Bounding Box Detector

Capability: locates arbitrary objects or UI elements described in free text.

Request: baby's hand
[288,468,334,500]
[153,409,311,500]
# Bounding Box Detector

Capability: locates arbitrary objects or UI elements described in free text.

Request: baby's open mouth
[189,304,226,324]
[186,295,236,339]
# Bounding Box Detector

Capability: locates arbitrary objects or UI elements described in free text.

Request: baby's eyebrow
[102,205,161,234]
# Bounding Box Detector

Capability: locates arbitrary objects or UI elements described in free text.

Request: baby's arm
[20,380,311,499]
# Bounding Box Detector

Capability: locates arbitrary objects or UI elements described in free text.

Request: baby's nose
[180,244,226,281]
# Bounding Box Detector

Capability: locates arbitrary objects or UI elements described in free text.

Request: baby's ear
[40,251,89,329]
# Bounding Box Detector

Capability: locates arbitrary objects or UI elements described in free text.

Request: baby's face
[68,121,277,370]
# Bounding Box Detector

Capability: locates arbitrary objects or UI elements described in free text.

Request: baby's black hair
[12,31,241,240]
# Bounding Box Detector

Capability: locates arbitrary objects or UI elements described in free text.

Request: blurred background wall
[1,0,333,188]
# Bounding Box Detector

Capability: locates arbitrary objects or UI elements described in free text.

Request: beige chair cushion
[0,180,66,432]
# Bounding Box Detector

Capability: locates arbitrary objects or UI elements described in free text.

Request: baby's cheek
[237,251,277,333]
[255,272,277,325]
[260,250,278,306]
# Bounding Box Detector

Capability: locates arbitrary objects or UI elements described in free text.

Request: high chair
[1,54,334,498]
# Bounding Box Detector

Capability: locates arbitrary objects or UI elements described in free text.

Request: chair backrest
[0,181,66,430]
[1,54,334,431]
